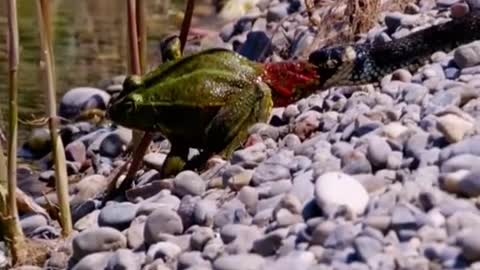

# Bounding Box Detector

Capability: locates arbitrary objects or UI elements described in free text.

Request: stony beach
[7,0,480,269]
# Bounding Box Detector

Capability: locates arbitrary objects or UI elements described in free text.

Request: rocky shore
[7,0,480,269]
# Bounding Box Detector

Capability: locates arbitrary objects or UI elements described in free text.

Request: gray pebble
[174,170,207,197]
[144,208,184,244]
[72,227,127,260]
[72,252,113,270]
[105,249,142,270]
[98,202,138,231]
[213,254,265,270]
[367,136,392,168]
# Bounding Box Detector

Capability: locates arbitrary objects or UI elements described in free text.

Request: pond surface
[0,0,218,143]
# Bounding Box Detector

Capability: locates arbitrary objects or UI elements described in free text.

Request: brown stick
[127,0,141,75]
[179,0,196,52]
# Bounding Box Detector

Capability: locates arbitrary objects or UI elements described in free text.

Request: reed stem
[36,0,72,237]
[5,0,28,264]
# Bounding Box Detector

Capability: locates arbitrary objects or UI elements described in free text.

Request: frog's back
[142,48,261,88]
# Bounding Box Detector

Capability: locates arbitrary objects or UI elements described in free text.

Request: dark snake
[308,10,480,89]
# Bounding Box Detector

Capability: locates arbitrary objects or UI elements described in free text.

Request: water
[0,0,218,144]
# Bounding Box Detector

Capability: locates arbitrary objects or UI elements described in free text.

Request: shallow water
[0,0,217,144]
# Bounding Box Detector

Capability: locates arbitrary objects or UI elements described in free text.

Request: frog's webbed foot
[201,81,273,164]
[160,143,189,178]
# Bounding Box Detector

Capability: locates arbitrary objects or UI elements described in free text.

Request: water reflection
[0,0,210,142]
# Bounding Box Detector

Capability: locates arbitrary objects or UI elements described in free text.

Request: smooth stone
[224,168,254,191]
[213,254,265,270]
[266,2,289,22]
[146,242,182,263]
[74,210,100,231]
[237,186,258,215]
[315,172,369,215]
[127,215,147,250]
[65,140,87,163]
[439,136,480,161]
[20,213,48,236]
[178,251,211,270]
[341,150,372,175]
[72,227,127,260]
[59,87,110,119]
[98,202,138,231]
[437,113,474,143]
[454,41,480,68]
[231,143,267,169]
[70,174,108,206]
[441,154,480,173]
[99,132,126,158]
[105,249,142,270]
[72,252,113,270]
[262,250,315,270]
[237,31,272,62]
[456,228,480,262]
[144,208,184,244]
[143,153,167,171]
[366,135,392,168]
[457,169,480,197]
[353,236,383,262]
[173,170,206,197]
[191,227,215,251]
[252,229,288,256]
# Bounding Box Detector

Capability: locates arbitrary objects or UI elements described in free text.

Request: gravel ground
[7,0,480,269]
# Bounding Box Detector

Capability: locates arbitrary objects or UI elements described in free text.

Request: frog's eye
[123,75,142,92]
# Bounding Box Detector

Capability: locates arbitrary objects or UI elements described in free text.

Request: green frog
[107,36,320,177]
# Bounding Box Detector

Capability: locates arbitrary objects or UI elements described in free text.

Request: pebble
[59,87,111,119]
[174,170,207,197]
[437,113,474,143]
[366,135,392,168]
[315,172,370,215]
[454,41,480,68]
[98,202,138,231]
[72,252,113,270]
[213,254,265,270]
[144,208,184,244]
[105,249,142,270]
[72,227,127,260]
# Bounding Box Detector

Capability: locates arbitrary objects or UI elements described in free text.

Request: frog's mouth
[106,96,135,126]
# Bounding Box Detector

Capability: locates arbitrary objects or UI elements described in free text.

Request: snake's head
[308,46,359,87]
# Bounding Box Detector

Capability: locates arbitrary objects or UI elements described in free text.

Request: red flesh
[261,61,320,107]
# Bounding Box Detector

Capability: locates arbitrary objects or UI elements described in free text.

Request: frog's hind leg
[160,142,189,178]
[185,81,273,171]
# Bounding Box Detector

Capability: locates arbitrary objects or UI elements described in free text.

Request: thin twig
[127,0,141,75]
[179,0,195,51]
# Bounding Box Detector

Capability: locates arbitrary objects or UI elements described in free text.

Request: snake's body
[309,11,480,89]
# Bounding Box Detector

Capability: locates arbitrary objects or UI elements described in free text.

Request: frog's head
[106,74,145,128]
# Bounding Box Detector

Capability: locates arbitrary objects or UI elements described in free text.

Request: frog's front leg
[185,81,273,171]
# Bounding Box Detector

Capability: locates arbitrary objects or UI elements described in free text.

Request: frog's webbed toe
[160,143,189,178]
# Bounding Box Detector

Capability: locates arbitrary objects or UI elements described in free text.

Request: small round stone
[315,172,369,216]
